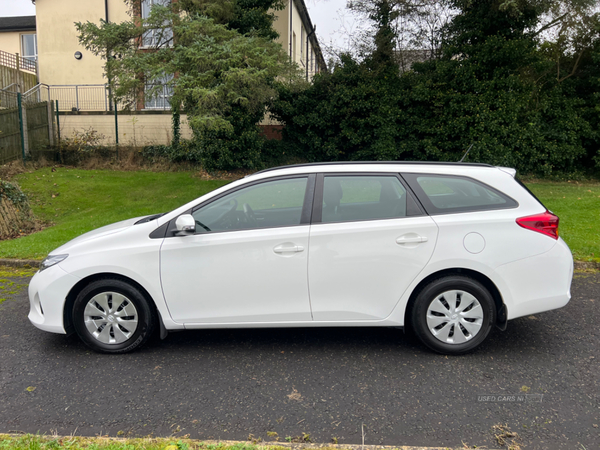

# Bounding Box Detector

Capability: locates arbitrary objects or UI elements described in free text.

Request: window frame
[20,33,37,62]
[166,174,316,237]
[311,172,424,225]
[401,172,519,215]
[140,0,173,49]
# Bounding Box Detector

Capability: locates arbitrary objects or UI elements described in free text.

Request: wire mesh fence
[49,84,172,111]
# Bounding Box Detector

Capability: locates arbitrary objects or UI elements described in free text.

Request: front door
[160,176,314,324]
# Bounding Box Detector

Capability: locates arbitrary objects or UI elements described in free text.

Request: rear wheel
[72,279,155,354]
[411,276,496,355]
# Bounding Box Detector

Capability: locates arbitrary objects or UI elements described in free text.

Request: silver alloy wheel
[83,291,139,344]
[426,290,484,344]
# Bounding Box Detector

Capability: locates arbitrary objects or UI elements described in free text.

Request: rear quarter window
[402,173,518,215]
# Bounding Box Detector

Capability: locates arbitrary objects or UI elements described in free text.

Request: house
[10,0,327,146]
[0,16,37,65]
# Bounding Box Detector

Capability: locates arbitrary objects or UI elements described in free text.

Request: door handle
[273,245,305,253]
[396,236,428,244]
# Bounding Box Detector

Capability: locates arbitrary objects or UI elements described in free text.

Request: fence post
[55,100,61,143]
[114,98,119,159]
[17,92,27,162]
[75,85,79,111]
[47,88,54,146]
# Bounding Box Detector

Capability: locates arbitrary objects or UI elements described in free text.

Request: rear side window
[403,173,518,215]
[319,175,421,223]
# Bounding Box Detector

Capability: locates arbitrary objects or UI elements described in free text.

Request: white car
[28,162,573,354]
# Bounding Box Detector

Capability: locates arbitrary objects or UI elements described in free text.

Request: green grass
[0,435,294,450]
[0,168,228,259]
[528,181,600,262]
[0,168,597,262]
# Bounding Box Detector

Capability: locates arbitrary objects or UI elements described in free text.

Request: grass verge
[528,180,600,262]
[0,168,228,259]
[0,436,279,450]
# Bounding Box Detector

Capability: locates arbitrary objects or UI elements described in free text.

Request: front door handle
[396,236,428,244]
[273,244,305,254]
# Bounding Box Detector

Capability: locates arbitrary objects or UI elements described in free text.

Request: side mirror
[175,214,195,235]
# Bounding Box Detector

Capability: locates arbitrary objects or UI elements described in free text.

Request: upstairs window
[141,0,173,48]
[21,34,37,62]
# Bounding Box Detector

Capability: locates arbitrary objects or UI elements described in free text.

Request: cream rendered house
[26,0,326,145]
[0,16,37,64]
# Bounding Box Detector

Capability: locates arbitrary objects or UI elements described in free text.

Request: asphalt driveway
[0,271,598,449]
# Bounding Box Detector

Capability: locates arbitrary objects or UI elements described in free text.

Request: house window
[145,73,173,109]
[21,34,37,62]
[141,0,173,48]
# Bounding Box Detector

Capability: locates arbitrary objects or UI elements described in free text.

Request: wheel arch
[63,272,162,335]
[404,268,506,331]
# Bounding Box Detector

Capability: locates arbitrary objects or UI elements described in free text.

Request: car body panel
[160,225,312,323]
[308,216,439,320]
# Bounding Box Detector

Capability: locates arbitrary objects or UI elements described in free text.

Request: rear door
[307,173,438,321]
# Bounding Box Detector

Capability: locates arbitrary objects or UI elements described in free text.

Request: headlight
[39,254,69,272]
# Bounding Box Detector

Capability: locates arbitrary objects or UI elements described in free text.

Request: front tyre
[72,279,156,354]
[411,276,496,355]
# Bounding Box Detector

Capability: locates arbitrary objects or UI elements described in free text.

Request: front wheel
[72,279,156,354]
[411,276,496,355]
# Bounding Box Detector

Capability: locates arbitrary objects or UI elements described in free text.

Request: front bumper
[28,265,81,334]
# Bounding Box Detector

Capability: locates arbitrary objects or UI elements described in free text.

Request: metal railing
[49,84,172,112]
[0,49,37,73]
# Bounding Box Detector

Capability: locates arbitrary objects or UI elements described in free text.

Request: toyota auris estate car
[28,162,573,354]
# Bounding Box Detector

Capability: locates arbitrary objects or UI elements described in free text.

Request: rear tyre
[411,276,496,355]
[72,279,155,354]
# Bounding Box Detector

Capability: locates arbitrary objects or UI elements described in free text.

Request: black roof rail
[253,161,493,175]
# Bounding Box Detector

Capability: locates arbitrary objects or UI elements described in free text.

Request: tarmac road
[0,272,598,449]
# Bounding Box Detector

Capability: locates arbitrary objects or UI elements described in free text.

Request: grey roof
[0,16,36,32]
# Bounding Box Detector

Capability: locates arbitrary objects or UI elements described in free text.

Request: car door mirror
[175,214,195,235]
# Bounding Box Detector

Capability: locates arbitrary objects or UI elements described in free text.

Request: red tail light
[516,211,559,239]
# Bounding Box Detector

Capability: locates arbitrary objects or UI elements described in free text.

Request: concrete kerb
[0,258,40,269]
[1,259,598,271]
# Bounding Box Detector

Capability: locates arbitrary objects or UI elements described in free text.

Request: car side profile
[28,162,573,354]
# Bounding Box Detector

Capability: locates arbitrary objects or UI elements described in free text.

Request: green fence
[0,89,54,164]
[0,107,21,164]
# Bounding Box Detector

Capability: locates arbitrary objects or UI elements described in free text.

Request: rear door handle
[396,236,428,244]
[273,245,305,253]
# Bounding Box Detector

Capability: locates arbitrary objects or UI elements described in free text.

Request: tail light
[516,211,559,240]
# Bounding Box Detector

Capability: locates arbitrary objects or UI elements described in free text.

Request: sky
[0,0,356,56]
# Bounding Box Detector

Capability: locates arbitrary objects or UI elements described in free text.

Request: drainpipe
[105,0,113,111]
[289,0,293,62]
[306,25,315,80]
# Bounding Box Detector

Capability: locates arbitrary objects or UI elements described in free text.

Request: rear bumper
[28,265,80,334]
[496,238,573,320]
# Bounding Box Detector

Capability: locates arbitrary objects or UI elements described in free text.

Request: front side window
[192,177,309,233]
[321,175,409,223]
[141,0,173,48]
[404,173,518,214]
[21,34,37,62]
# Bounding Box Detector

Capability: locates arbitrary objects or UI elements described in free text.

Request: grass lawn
[0,168,228,259]
[0,168,597,261]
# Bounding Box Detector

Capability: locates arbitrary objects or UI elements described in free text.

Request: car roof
[253,161,493,176]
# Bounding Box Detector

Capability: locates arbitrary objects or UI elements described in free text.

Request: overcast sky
[0,0,356,54]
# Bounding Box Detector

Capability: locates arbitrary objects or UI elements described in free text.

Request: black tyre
[72,278,156,354]
[411,276,496,355]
